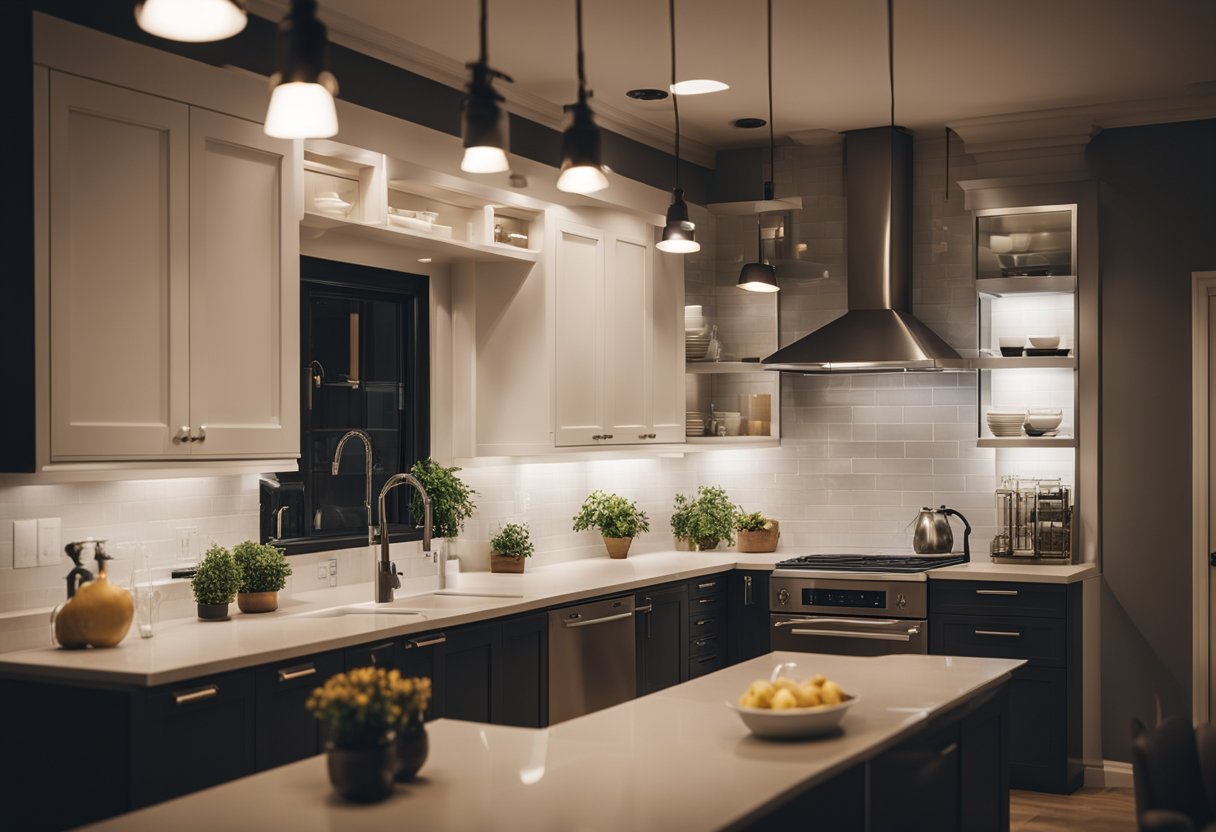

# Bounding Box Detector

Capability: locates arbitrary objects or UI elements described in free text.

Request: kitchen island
[79,651,1023,832]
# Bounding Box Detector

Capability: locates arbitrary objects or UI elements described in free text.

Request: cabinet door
[649,245,685,442]
[603,235,651,444]
[554,223,606,446]
[188,109,299,458]
[728,570,772,664]
[500,614,548,727]
[444,622,501,723]
[636,584,688,696]
[253,651,343,771]
[131,670,256,807]
[400,631,448,721]
[48,72,190,460]
[344,639,398,671]
[870,720,961,832]
[1006,666,1068,791]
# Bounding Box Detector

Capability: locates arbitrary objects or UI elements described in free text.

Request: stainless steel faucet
[376,473,433,603]
[332,430,375,546]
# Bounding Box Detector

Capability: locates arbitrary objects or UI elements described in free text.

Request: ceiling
[290,0,1216,156]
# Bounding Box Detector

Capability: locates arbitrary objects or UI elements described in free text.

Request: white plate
[726,696,858,740]
[388,214,432,231]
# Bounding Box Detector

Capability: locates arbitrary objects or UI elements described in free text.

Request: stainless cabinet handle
[174,685,219,705]
[696,597,715,605]
[774,617,906,628]
[562,611,633,629]
[744,574,753,606]
[277,663,316,682]
[174,426,192,443]
[404,634,447,649]
[974,629,1021,638]
[638,433,648,440]
[975,589,1018,596]
[694,655,717,664]
[273,506,289,541]
[697,581,718,590]
[190,426,207,443]
[591,435,603,440]
[694,618,711,627]
[939,742,959,758]
[695,639,712,648]
[634,604,653,614]
[788,628,915,642]
[603,434,613,439]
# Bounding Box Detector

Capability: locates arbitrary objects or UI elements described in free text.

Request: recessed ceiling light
[733,117,766,129]
[418,258,432,264]
[626,88,669,101]
[670,79,728,95]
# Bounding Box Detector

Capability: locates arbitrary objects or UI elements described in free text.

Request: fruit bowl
[726,696,858,740]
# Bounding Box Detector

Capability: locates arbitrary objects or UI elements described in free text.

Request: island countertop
[79,651,1024,832]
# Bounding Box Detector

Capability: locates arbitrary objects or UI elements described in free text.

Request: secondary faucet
[332,430,375,546]
[376,473,434,603]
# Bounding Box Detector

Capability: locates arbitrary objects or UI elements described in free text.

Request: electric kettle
[912,506,973,561]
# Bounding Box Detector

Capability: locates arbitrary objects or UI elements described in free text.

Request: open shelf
[970,356,1076,370]
[705,196,803,216]
[685,361,771,374]
[977,275,1076,297]
[683,436,780,449]
[301,213,539,265]
[977,436,1077,449]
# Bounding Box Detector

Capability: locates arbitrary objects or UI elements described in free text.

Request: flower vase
[326,734,397,803]
[395,721,429,782]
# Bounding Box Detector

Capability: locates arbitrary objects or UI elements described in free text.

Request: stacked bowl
[986,410,1027,437]
[685,305,710,360]
[685,411,706,436]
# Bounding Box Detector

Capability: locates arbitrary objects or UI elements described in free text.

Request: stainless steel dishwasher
[548,594,636,724]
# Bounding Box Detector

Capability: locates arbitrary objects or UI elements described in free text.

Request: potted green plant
[736,510,780,553]
[306,667,429,801]
[191,544,240,621]
[572,490,651,559]
[233,540,292,613]
[409,458,477,562]
[489,522,534,574]
[670,486,738,551]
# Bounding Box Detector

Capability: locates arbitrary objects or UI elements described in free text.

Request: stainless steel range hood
[762,127,965,373]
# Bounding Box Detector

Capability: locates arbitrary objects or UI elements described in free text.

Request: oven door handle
[773,617,906,629]
[786,627,919,642]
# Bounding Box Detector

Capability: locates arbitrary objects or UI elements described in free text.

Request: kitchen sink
[390,592,521,610]
[292,604,428,619]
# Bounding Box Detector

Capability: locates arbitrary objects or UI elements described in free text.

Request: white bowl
[997,336,1024,348]
[1028,335,1060,349]
[415,210,439,223]
[388,214,432,231]
[1025,410,1063,430]
[726,696,858,740]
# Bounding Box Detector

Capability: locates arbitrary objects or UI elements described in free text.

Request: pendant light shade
[461,0,512,174]
[264,0,339,139]
[657,0,700,254]
[557,0,609,194]
[134,0,246,42]
[737,0,779,292]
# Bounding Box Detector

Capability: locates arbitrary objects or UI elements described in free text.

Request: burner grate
[776,553,967,573]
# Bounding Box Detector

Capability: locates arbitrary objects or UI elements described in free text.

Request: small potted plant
[191,545,240,621]
[489,522,534,574]
[572,490,651,559]
[736,510,780,553]
[233,540,292,613]
[306,667,426,802]
[409,458,477,561]
[394,675,433,782]
[670,486,738,551]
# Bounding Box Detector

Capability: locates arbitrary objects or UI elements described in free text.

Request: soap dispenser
[52,540,134,649]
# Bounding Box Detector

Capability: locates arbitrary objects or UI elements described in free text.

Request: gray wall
[1090,119,1216,760]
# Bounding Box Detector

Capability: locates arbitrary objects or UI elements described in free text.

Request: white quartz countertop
[929,561,1097,583]
[79,652,1024,832]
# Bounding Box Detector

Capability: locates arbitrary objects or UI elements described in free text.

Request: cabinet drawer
[254,650,343,771]
[689,574,728,599]
[931,581,1065,619]
[689,652,726,678]
[345,639,398,671]
[688,593,724,618]
[689,613,722,639]
[689,633,721,659]
[933,615,1065,667]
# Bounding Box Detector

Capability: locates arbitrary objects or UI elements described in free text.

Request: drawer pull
[173,685,219,705]
[693,619,711,627]
[975,589,1019,597]
[974,629,1021,638]
[697,581,718,590]
[404,635,447,649]
[277,664,317,682]
[939,742,959,758]
[634,604,653,614]
[694,655,718,664]
[694,639,710,648]
[697,597,715,605]
[744,574,753,606]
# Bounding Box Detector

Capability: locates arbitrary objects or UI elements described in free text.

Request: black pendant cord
[669,0,681,190]
[887,0,894,130]
[479,0,488,64]
[765,0,775,200]
[944,126,951,201]
[575,0,588,102]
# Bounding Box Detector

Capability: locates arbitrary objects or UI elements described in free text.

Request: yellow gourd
[53,543,133,649]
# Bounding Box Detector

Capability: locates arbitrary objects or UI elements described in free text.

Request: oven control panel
[769,575,927,618]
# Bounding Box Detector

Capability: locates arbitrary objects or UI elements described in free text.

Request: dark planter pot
[395,722,429,782]
[326,735,397,803]
[196,603,230,621]
[237,591,278,613]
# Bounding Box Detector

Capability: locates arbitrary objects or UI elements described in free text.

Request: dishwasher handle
[561,611,634,629]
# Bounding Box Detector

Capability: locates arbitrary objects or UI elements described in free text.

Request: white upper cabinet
[43,71,299,465]
[554,223,607,445]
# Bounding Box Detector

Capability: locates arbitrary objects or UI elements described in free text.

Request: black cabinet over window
[261,257,429,554]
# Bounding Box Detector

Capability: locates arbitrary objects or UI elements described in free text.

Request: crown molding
[247,0,716,168]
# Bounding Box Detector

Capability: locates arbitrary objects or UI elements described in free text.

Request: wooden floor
[1011,787,1137,831]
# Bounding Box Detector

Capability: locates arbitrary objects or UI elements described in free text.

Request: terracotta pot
[196,603,231,621]
[603,537,633,559]
[737,521,780,553]
[674,536,693,552]
[326,735,396,803]
[490,553,526,574]
[395,722,429,782]
[237,591,278,614]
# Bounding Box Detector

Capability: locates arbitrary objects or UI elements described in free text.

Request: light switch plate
[14,519,37,568]
[37,518,61,566]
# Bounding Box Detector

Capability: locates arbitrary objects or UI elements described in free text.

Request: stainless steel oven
[769,574,928,656]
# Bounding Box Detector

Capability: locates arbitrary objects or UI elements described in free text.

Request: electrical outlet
[327,558,337,587]
[316,563,328,580]
[14,519,37,569]
[36,518,61,566]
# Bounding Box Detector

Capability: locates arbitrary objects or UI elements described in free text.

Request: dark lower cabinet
[960,688,1011,832]
[344,638,397,671]
[444,621,499,723]
[871,720,962,832]
[399,630,448,721]
[1005,666,1067,792]
[500,613,548,727]
[253,650,344,771]
[130,670,256,808]
[728,569,771,665]
[443,613,548,726]
[636,583,688,696]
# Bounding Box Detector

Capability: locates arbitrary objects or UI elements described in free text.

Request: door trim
[1191,270,1216,723]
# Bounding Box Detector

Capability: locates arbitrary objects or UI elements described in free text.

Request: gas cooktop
[775,552,968,574]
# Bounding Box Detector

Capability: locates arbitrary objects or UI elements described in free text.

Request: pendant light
[134,0,246,42]
[461,0,513,173]
[656,0,700,254]
[736,0,779,292]
[556,0,609,194]
[264,0,339,140]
